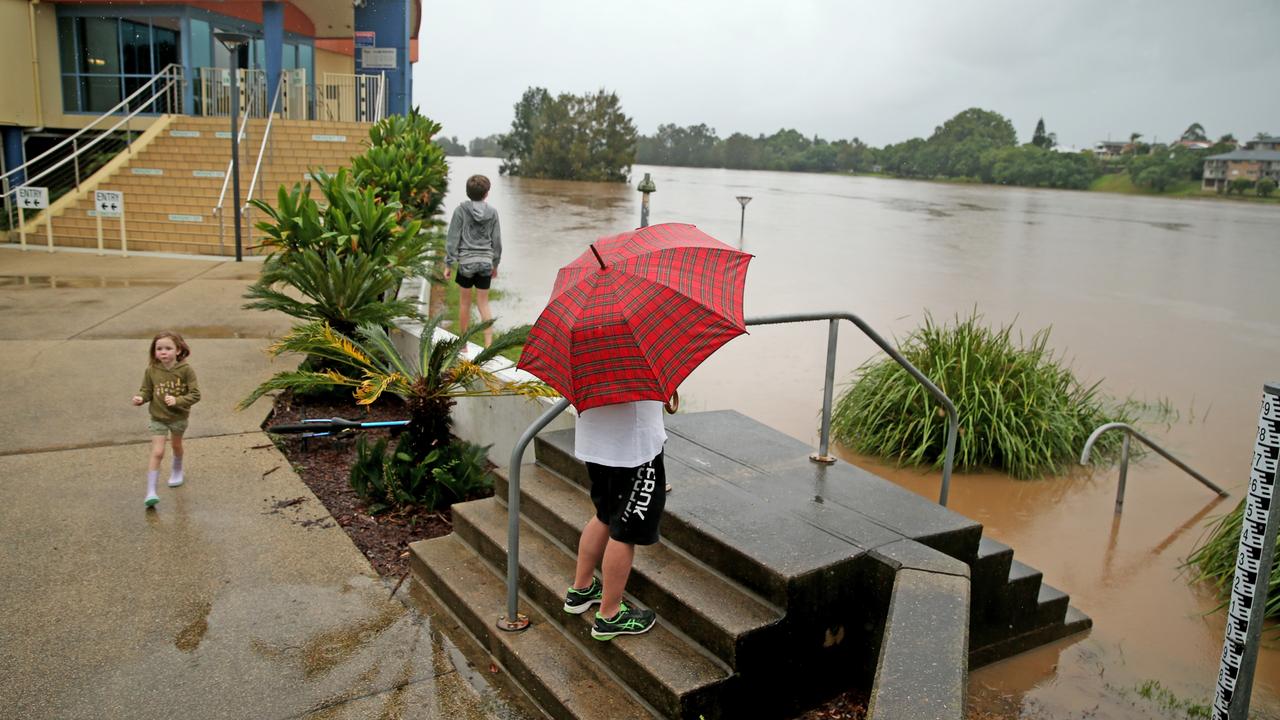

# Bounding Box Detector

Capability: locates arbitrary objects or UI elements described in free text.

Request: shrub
[1257,178,1277,198]
[831,311,1136,479]
[1185,499,1280,620]
[351,434,492,513]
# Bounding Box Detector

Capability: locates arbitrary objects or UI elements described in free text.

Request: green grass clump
[1185,498,1280,620]
[831,311,1135,479]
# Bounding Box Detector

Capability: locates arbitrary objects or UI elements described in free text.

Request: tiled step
[452,497,733,720]
[410,534,660,720]
[493,463,783,668]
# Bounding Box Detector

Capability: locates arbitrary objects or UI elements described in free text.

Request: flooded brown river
[444,156,1280,718]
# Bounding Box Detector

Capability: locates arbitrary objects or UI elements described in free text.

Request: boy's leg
[574,517,610,589]
[475,288,493,346]
[599,539,636,618]
[168,433,185,487]
[458,288,473,337]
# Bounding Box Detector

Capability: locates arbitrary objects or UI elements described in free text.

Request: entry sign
[1213,382,1280,719]
[95,190,124,218]
[361,47,396,69]
[17,186,49,209]
[354,30,375,48]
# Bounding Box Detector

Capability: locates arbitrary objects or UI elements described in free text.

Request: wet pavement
[0,247,535,719]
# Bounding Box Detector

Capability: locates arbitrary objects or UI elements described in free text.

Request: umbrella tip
[589,244,607,270]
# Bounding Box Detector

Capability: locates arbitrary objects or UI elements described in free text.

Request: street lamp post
[736,195,752,247]
[637,172,656,228]
[215,32,250,261]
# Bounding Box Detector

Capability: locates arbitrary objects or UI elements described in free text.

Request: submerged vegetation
[831,311,1137,479]
[1186,499,1280,621]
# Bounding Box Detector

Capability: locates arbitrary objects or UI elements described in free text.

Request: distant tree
[1255,131,1271,140]
[1256,178,1276,198]
[1181,123,1208,142]
[1229,178,1255,195]
[499,87,637,182]
[434,135,466,156]
[468,134,504,157]
[1031,118,1057,150]
[1217,133,1236,146]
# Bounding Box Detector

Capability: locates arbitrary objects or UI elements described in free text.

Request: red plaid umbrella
[518,223,752,412]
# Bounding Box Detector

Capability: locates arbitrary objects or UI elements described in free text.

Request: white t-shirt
[574,400,668,468]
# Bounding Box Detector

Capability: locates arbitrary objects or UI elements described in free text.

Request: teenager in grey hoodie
[444,174,502,346]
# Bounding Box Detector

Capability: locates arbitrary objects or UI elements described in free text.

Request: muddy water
[443,156,1280,716]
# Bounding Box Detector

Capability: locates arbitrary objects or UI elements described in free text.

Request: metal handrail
[243,78,284,213]
[1,64,183,187]
[498,310,959,631]
[1080,422,1229,513]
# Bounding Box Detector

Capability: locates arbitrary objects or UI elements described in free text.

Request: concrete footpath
[0,248,533,719]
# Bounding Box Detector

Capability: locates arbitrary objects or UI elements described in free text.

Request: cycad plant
[239,315,556,456]
[244,169,432,335]
[831,310,1137,479]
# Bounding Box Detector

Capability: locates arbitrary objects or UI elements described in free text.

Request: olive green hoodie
[138,361,200,423]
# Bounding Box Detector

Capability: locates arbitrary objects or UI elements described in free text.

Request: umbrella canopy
[518,223,752,412]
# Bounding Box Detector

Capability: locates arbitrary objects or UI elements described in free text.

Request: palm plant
[238,315,556,456]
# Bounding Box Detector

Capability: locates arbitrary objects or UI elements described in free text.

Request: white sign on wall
[361,47,397,69]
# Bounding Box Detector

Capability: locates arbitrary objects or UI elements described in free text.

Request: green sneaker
[144,493,159,508]
[563,577,603,615]
[591,602,656,640]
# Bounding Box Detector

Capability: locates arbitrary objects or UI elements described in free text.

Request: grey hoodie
[445,200,502,273]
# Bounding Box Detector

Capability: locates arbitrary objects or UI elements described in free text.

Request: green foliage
[1181,122,1208,142]
[1258,178,1277,197]
[831,311,1136,479]
[468,134,505,158]
[435,135,467,156]
[239,317,556,454]
[499,86,638,182]
[356,108,450,221]
[1128,148,1202,192]
[1229,178,1256,195]
[985,145,1096,189]
[1186,498,1280,621]
[1030,117,1057,150]
[350,433,492,513]
[245,169,430,335]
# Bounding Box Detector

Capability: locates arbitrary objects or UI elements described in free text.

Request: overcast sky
[413,0,1279,151]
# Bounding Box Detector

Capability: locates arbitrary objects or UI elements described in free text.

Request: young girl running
[131,331,200,508]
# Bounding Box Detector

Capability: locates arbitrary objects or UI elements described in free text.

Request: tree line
[435,87,1273,195]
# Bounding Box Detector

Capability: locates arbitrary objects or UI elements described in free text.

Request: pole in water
[1212,382,1280,720]
[736,195,752,248]
[637,173,656,228]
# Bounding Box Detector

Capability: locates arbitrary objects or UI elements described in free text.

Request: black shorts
[587,452,666,546]
[455,271,492,290]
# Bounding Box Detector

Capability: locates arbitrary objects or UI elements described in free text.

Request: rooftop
[1205,149,1280,162]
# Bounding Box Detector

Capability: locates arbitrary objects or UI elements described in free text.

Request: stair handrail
[1,64,183,189]
[242,76,284,215]
[212,88,257,253]
[498,310,959,632]
[1079,422,1229,513]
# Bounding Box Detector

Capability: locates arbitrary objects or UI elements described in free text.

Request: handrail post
[1116,433,1130,514]
[499,397,571,632]
[812,318,838,464]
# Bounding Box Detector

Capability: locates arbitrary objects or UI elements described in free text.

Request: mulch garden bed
[264,390,467,579]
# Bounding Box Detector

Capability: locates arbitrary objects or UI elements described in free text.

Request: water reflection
[440,156,1280,716]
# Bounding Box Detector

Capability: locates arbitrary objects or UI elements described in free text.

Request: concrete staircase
[411,411,1091,719]
[38,115,370,256]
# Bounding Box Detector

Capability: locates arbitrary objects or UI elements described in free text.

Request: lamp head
[214,32,251,51]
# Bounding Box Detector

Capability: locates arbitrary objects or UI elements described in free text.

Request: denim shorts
[149,417,189,436]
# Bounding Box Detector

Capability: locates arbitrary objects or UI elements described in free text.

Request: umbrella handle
[664,389,679,415]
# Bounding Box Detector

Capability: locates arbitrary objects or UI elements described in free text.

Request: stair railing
[239,77,285,253]
[212,93,257,255]
[1079,423,1229,513]
[3,64,183,229]
[497,310,959,632]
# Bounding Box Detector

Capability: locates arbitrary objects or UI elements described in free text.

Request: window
[59,15,182,113]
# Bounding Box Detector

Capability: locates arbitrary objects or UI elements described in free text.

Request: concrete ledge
[868,569,969,720]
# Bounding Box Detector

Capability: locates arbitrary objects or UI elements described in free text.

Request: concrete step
[534,411,983,606]
[970,536,1013,625]
[410,534,660,720]
[452,497,733,720]
[970,605,1092,669]
[493,463,784,669]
